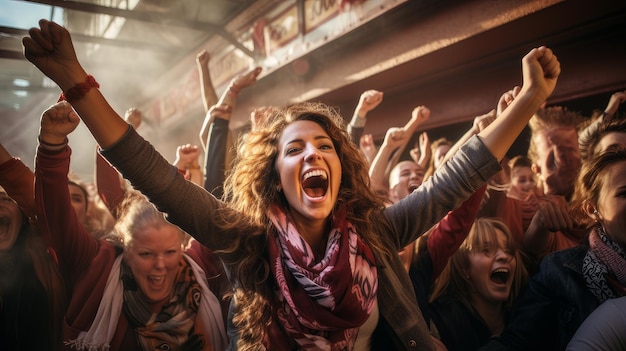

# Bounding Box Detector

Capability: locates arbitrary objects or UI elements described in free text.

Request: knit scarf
[267,205,378,351]
[583,226,626,303]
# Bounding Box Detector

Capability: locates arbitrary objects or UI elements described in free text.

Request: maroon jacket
[35,145,230,350]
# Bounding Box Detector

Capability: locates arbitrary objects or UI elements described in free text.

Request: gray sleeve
[100,127,234,252]
[347,115,366,146]
[383,135,501,249]
[566,297,626,351]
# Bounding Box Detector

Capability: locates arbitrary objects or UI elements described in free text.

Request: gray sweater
[101,127,501,350]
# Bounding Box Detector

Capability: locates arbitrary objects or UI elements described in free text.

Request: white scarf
[65,254,227,351]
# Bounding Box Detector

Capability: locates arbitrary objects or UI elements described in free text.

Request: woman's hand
[196,49,210,67]
[359,133,377,163]
[39,101,80,145]
[411,105,431,125]
[175,144,201,169]
[356,90,384,117]
[231,66,263,91]
[520,46,560,102]
[496,86,521,116]
[124,108,142,130]
[23,19,86,91]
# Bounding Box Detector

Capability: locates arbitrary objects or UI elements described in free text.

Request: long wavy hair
[220,102,391,349]
[430,218,528,311]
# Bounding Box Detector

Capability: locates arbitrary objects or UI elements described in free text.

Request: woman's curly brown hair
[220,101,392,349]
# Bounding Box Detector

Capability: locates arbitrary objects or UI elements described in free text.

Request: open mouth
[408,183,420,193]
[490,268,510,285]
[302,169,328,198]
[0,216,9,237]
[149,275,165,287]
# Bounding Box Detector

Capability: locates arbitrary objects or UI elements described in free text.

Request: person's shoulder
[542,244,587,263]
[538,244,588,276]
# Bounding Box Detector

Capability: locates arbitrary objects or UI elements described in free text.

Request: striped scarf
[267,205,378,350]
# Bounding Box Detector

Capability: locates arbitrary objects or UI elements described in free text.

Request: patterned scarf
[121,257,207,351]
[583,226,626,303]
[267,205,378,350]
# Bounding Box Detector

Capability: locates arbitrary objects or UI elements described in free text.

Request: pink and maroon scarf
[267,205,378,350]
[584,226,626,302]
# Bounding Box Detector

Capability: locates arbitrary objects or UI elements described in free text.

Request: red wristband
[58,75,100,103]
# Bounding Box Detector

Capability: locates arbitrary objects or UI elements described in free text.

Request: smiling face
[0,190,22,252]
[389,161,425,203]
[509,165,536,199]
[124,224,183,303]
[532,127,581,197]
[275,120,342,231]
[466,229,517,306]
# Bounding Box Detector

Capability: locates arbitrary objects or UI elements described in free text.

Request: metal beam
[0,85,58,92]
[0,25,28,36]
[0,25,180,54]
[19,0,254,57]
[0,49,24,60]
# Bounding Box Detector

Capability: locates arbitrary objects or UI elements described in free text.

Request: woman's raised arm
[23,19,128,148]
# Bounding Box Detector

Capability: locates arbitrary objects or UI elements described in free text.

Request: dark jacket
[479,244,600,351]
[430,296,491,351]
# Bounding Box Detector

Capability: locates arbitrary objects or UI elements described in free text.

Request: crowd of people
[1,18,625,351]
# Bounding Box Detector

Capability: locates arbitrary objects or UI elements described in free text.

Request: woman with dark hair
[0,162,66,351]
[23,19,560,350]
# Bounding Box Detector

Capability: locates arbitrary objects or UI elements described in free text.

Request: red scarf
[267,206,378,350]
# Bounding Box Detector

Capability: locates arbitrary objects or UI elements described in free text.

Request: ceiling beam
[0,25,28,35]
[0,49,24,59]
[0,25,180,55]
[0,85,58,92]
[19,0,254,57]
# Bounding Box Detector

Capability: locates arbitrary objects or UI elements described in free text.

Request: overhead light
[12,78,29,87]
